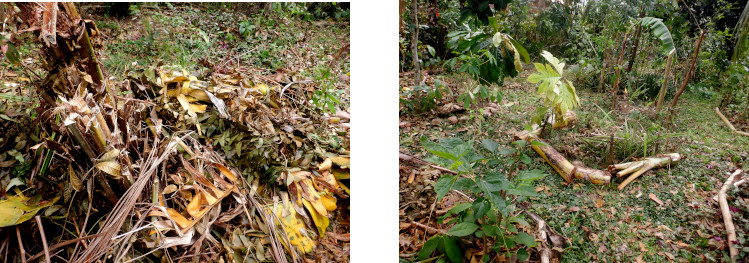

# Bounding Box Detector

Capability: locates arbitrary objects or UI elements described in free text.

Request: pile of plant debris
[0,3,349,262]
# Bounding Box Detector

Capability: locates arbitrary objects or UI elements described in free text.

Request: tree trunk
[655,49,675,113]
[410,0,421,85]
[611,31,630,111]
[625,25,642,73]
[399,0,406,32]
[263,2,272,16]
[667,30,705,124]
[598,48,609,93]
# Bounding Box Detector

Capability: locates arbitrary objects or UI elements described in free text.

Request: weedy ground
[399,68,749,262]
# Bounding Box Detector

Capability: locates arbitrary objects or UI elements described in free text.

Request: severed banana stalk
[611,153,683,190]
[516,130,611,184]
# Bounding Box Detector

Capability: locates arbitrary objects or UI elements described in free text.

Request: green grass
[95,6,349,80]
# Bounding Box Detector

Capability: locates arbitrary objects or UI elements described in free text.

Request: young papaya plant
[527,50,580,127]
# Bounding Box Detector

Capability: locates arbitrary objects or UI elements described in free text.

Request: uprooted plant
[416,137,558,262]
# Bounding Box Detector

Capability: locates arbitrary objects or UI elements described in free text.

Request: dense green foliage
[418,137,547,262]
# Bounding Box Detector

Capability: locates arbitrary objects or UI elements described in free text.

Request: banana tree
[611,16,676,110]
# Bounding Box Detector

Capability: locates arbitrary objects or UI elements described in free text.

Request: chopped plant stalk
[515,130,611,184]
[718,169,743,261]
[612,153,683,190]
[715,107,749,137]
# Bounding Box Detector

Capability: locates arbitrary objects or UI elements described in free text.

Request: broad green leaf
[520,154,532,165]
[446,203,472,216]
[509,217,531,228]
[443,237,462,263]
[418,236,442,260]
[638,17,676,55]
[453,177,477,192]
[422,138,458,161]
[530,140,550,147]
[472,199,491,219]
[435,176,457,201]
[540,50,564,75]
[516,169,548,181]
[448,222,479,236]
[517,248,530,261]
[514,231,537,247]
[506,185,538,198]
[508,38,530,63]
[4,43,19,65]
[481,224,501,237]
[480,139,499,153]
[478,179,507,212]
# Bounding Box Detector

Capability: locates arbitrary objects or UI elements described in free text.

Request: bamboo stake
[15,226,26,263]
[718,169,742,261]
[64,114,98,160]
[399,152,458,175]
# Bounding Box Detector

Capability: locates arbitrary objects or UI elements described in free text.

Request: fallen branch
[35,215,51,263]
[27,233,104,262]
[611,153,683,190]
[718,169,743,261]
[411,221,447,235]
[520,206,566,263]
[712,170,746,201]
[515,131,611,184]
[715,107,749,137]
[399,152,458,175]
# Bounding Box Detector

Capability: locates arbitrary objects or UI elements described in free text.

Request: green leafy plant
[457,84,502,109]
[445,27,529,86]
[0,34,20,65]
[238,20,255,39]
[417,137,547,262]
[527,50,580,126]
[310,68,343,113]
[400,79,449,113]
[458,0,513,26]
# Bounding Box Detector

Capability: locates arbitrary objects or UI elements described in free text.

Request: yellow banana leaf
[0,195,59,227]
